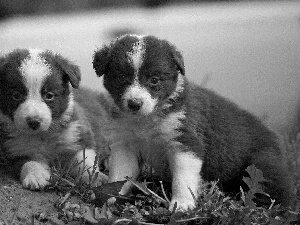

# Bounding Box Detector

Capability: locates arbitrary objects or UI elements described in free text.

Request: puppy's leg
[168,151,203,211]
[73,148,108,186]
[108,141,139,195]
[20,160,51,190]
[252,149,295,207]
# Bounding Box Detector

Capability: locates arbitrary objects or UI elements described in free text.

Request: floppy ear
[54,54,81,89]
[171,46,185,75]
[93,45,111,77]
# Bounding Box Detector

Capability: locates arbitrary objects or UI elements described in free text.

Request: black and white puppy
[93,34,294,210]
[0,49,107,190]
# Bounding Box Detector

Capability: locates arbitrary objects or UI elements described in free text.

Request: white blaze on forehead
[20,49,51,96]
[14,49,52,132]
[127,37,145,73]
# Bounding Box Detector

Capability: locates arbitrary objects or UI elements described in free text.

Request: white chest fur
[106,110,186,172]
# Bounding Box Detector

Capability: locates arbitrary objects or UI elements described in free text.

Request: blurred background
[0,0,300,135]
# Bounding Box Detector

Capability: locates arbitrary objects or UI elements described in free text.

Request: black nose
[127,99,143,112]
[26,118,41,130]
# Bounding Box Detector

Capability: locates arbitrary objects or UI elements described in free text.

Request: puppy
[0,49,107,190]
[92,34,294,211]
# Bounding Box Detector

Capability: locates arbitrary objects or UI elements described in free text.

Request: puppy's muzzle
[127,99,143,112]
[26,117,41,131]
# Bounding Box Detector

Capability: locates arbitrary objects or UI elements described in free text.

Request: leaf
[92,181,127,207]
[243,165,267,195]
[242,165,269,208]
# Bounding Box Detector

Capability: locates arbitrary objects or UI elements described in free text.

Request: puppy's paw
[94,172,109,186]
[169,198,196,212]
[20,161,51,190]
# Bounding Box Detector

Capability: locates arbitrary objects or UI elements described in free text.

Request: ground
[0,167,83,225]
[0,167,53,224]
[0,135,299,225]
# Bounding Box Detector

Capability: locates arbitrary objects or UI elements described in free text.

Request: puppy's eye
[149,76,160,86]
[43,92,55,101]
[12,91,23,101]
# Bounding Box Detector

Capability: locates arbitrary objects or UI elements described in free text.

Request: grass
[40,133,300,225]
[3,133,300,225]
[86,168,299,225]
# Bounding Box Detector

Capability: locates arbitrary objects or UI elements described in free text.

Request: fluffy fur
[0,49,107,190]
[92,34,295,210]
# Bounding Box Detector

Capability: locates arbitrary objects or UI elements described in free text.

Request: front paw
[94,172,109,186]
[169,198,196,212]
[20,161,51,190]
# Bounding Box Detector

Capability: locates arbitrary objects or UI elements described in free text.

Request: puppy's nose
[26,117,41,130]
[127,99,143,112]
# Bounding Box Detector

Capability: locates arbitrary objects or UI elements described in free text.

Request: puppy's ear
[54,54,81,89]
[171,46,185,75]
[93,45,111,77]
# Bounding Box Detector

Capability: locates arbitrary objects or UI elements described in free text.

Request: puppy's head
[0,49,80,133]
[93,34,185,116]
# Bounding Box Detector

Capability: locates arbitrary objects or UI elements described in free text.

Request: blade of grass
[159,181,170,203]
[126,177,168,204]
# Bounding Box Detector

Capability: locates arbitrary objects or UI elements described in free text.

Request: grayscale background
[0,0,300,134]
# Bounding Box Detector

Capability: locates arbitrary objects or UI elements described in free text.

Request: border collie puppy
[93,34,294,211]
[0,49,107,190]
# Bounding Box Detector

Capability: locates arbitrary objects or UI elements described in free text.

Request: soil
[0,166,83,225]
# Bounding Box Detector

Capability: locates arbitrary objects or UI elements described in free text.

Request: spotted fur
[93,34,295,210]
[0,49,107,190]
